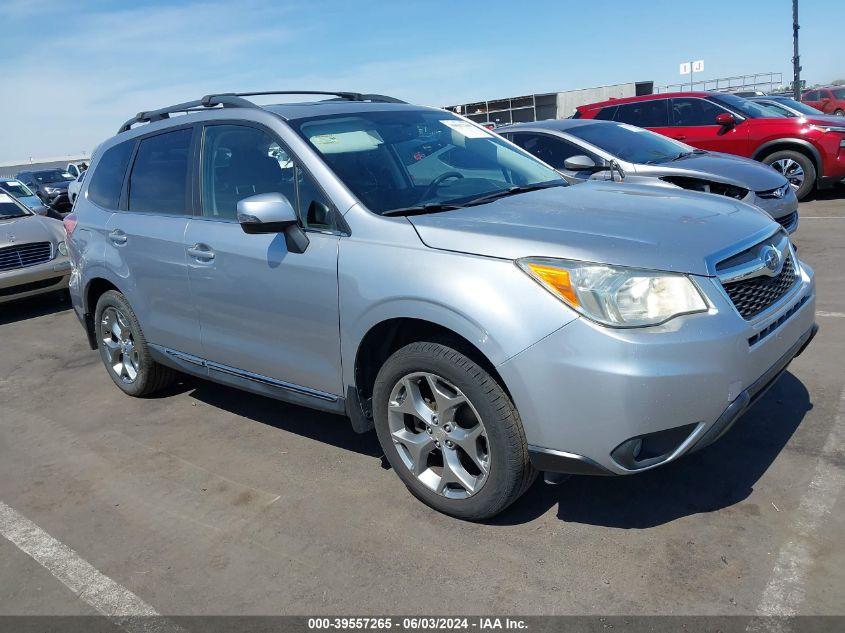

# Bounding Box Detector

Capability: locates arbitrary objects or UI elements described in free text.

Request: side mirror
[237,192,309,254]
[715,113,736,127]
[563,154,603,171]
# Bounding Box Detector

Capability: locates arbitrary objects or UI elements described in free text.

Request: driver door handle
[187,243,215,261]
[108,229,128,245]
[672,135,687,141]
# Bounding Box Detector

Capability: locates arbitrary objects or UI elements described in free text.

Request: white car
[66,161,88,179]
[68,170,85,205]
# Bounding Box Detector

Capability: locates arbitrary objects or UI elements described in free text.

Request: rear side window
[88,141,133,209]
[128,128,193,214]
[594,106,618,121]
[614,100,669,127]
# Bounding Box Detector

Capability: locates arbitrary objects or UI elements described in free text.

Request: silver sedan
[0,193,71,304]
[499,119,799,233]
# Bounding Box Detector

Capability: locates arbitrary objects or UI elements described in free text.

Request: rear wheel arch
[83,278,122,348]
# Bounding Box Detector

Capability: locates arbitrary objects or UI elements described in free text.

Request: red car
[575,91,845,200]
[802,87,845,117]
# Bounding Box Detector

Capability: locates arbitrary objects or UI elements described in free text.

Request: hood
[0,213,63,248]
[407,182,777,276]
[639,151,786,192]
[801,115,845,127]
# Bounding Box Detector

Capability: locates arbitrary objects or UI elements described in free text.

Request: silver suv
[66,91,817,520]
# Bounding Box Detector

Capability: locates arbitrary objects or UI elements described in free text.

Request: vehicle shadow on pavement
[810,183,845,202]
[492,371,812,528]
[187,381,384,458]
[0,291,71,326]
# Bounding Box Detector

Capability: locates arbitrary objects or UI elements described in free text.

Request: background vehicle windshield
[568,122,691,164]
[291,110,564,214]
[709,94,784,119]
[32,169,74,183]
[1,181,34,197]
[0,195,31,219]
[771,97,824,116]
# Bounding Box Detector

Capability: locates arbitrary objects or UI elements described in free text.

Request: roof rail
[117,91,407,134]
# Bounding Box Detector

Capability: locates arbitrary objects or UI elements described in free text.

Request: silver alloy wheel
[101,307,140,383]
[771,158,805,191]
[387,372,490,499]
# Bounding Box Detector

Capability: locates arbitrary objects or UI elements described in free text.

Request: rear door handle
[672,135,687,141]
[187,243,215,261]
[109,229,128,245]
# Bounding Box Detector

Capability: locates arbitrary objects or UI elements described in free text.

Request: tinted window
[0,195,30,219]
[707,94,781,119]
[88,141,134,209]
[510,133,584,169]
[594,106,618,121]
[614,100,669,127]
[32,169,74,183]
[128,128,192,214]
[803,91,817,101]
[201,125,296,221]
[1,181,32,197]
[670,98,726,126]
[832,88,845,100]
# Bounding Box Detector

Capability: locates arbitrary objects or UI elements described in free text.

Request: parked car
[0,192,71,304]
[802,87,845,117]
[68,170,85,205]
[574,91,845,200]
[66,161,89,179]
[15,169,75,213]
[749,95,827,119]
[67,90,816,520]
[0,179,57,217]
[499,119,799,233]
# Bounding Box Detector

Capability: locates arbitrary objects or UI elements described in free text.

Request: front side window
[201,124,334,229]
[567,122,689,164]
[509,133,585,169]
[708,93,784,119]
[290,110,564,215]
[670,98,726,126]
[128,128,192,214]
[614,100,670,127]
[88,140,134,209]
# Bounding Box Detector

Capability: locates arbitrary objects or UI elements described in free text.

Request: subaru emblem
[761,246,780,272]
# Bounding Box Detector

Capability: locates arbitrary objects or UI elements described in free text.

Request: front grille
[722,253,797,319]
[776,211,798,232]
[0,242,53,272]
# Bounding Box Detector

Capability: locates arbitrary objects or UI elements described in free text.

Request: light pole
[792,0,801,100]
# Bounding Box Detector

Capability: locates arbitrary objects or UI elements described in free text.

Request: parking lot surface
[1,188,844,617]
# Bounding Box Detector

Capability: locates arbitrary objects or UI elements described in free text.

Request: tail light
[63,213,78,241]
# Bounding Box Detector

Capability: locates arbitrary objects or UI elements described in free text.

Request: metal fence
[656,72,784,94]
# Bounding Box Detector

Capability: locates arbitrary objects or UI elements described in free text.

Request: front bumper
[41,191,71,211]
[499,258,817,476]
[0,255,71,304]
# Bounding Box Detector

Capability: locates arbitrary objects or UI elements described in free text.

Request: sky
[1,0,842,162]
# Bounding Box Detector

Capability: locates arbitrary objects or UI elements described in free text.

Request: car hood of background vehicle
[0,213,62,247]
[40,180,70,189]
[408,182,776,275]
[641,151,786,191]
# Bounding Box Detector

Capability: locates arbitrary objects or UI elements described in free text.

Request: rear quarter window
[88,141,134,209]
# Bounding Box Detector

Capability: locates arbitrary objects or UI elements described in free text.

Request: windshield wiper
[382,202,465,217]
[669,149,707,162]
[463,181,567,207]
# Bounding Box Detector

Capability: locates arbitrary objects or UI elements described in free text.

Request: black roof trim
[118,91,406,133]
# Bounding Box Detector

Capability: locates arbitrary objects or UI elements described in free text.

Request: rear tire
[833,109,844,116]
[373,341,535,520]
[762,150,816,201]
[94,290,175,397]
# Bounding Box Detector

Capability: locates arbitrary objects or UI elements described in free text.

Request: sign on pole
[680,60,704,89]
[679,62,691,75]
[692,60,704,73]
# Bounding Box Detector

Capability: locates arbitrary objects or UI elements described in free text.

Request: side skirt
[149,345,347,415]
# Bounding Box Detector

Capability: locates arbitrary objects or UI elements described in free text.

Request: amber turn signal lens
[526,263,580,307]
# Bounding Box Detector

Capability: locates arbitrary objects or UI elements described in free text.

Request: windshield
[32,169,74,183]
[709,94,785,119]
[0,195,31,219]
[568,122,691,164]
[290,109,565,214]
[773,98,824,116]
[1,181,34,197]
[756,102,795,117]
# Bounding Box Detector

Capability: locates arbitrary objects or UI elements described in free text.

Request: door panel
[187,122,343,396]
[185,220,342,395]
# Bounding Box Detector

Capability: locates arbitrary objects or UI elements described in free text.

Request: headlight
[57,241,68,256]
[517,258,708,327]
[44,186,59,194]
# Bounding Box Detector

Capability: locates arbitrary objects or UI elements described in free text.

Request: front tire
[94,290,175,397]
[833,109,844,117]
[762,150,816,201]
[373,341,535,520]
